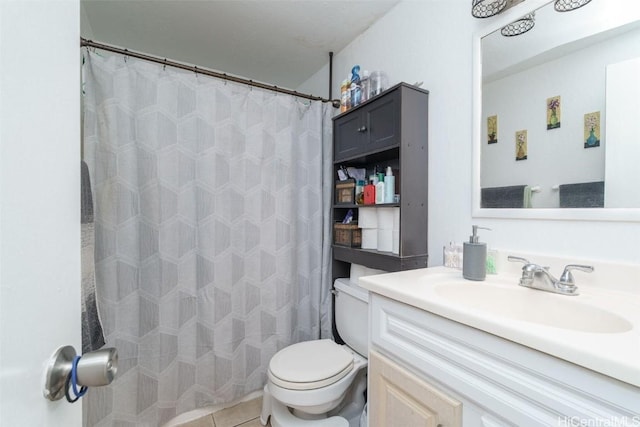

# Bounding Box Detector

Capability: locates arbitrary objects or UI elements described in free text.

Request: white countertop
[360,266,640,388]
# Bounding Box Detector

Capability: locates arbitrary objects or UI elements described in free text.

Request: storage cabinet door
[366,89,400,153]
[334,111,365,161]
[369,350,462,427]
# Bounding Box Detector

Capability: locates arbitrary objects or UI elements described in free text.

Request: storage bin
[335,179,356,205]
[334,222,362,247]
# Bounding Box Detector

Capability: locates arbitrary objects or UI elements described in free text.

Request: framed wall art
[516,129,528,161]
[547,96,561,130]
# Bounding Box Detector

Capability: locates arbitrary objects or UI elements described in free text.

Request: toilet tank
[334,278,369,357]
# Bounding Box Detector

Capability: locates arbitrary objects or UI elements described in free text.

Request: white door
[0,1,82,425]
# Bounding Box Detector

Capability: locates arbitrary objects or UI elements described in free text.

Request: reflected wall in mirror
[476,0,640,215]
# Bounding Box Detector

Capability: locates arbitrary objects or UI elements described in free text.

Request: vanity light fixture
[554,0,592,12]
[472,0,508,18]
[473,0,594,37]
[501,12,536,37]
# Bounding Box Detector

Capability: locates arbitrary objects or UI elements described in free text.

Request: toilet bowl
[260,279,369,427]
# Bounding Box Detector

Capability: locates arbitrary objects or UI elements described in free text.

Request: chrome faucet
[507,256,594,296]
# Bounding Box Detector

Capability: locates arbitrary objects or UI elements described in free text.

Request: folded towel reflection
[81,161,106,353]
[559,181,604,208]
[481,185,527,208]
[523,186,533,209]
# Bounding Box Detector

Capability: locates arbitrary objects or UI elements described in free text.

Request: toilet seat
[268,340,354,390]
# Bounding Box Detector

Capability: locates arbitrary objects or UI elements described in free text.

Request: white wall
[1,1,82,425]
[481,27,640,208]
[299,0,640,266]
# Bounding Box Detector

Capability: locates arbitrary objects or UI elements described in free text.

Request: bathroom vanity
[361,261,640,426]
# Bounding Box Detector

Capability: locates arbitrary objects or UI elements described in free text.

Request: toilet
[260,278,369,427]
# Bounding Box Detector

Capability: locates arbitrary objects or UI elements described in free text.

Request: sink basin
[434,282,633,334]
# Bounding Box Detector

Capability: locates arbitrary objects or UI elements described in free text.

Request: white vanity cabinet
[369,349,462,427]
[368,293,640,427]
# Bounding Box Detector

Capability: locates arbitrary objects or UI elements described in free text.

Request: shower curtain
[82,50,333,426]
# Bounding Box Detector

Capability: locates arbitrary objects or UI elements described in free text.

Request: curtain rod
[81,38,340,108]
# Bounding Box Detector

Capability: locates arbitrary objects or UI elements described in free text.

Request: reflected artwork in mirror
[473,0,640,221]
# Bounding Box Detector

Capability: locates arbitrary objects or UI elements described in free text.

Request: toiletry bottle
[350,65,362,108]
[340,79,349,113]
[463,225,491,281]
[372,165,380,185]
[384,166,395,203]
[375,177,385,204]
[345,74,352,111]
[355,180,365,205]
[361,70,370,103]
[364,180,376,205]
[370,71,388,97]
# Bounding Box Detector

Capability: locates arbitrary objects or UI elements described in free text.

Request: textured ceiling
[81,0,400,92]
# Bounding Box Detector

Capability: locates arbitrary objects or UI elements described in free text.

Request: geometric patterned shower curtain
[82,50,333,426]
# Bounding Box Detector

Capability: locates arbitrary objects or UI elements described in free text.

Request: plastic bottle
[355,180,365,204]
[384,166,395,203]
[375,177,385,204]
[341,75,352,112]
[350,65,362,108]
[364,180,376,205]
[340,79,349,113]
[370,71,388,97]
[361,70,370,103]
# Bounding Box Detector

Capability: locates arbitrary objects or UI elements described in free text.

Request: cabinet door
[365,89,400,153]
[334,111,365,161]
[369,350,462,427]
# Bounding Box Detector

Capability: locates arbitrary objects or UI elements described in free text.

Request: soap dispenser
[463,225,491,281]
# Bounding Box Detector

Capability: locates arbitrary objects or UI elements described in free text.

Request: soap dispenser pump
[463,225,491,281]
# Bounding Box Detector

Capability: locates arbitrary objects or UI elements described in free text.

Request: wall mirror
[472,0,640,221]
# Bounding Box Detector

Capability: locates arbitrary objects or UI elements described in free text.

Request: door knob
[43,345,118,402]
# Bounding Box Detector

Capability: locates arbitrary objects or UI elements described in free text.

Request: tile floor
[177,397,270,427]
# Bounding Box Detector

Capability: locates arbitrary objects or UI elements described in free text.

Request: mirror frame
[472,0,640,222]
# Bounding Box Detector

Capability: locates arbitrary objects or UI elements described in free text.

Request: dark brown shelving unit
[331,82,429,280]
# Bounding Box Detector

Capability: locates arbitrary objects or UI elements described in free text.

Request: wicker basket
[335,179,356,205]
[333,222,362,247]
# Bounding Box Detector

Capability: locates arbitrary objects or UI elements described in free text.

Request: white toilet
[260,278,369,427]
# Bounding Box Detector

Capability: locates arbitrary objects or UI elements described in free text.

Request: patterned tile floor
[176,397,270,427]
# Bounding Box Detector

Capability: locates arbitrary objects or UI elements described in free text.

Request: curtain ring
[163,59,167,71]
[123,49,128,63]
[223,73,227,85]
[249,80,253,91]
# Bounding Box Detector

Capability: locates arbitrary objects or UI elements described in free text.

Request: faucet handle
[508,256,536,285]
[559,264,594,285]
[507,256,530,265]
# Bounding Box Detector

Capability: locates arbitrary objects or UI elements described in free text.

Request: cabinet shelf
[332,245,428,272]
[332,146,400,166]
[333,203,400,209]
